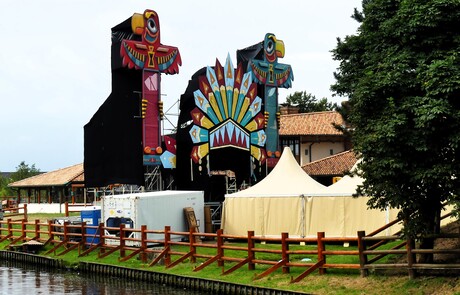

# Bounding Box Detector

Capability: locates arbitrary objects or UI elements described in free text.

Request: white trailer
[101,190,204,246]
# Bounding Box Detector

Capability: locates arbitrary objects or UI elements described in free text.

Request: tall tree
[10,161,41,183]
[0,173,10,197]
[331,0,460,258]
[1,162,40,197]
[285,91,338,113]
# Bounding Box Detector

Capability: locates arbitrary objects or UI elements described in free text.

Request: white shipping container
[101,190,204,246]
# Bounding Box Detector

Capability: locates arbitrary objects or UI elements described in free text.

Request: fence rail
[1,213,459,281]
[64,202,94,217]
[357,212,460,278]
[0,204,27,221]
[0,218,360,282]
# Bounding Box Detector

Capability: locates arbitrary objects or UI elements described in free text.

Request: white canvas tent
[222,147,402,237]
[222,147,326,237]
[304,174,401,237]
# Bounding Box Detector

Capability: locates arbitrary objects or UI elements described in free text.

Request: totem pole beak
[276,39,285,58]
[131,13,145,35]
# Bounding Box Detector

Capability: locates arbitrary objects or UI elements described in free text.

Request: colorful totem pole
[246,33,293,167]
[84,9,181,188]
[120,9,181,167]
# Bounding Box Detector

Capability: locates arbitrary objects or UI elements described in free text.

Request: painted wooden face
[143,10,160,45]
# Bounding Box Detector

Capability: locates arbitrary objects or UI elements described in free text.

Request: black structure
[84,17,144,187]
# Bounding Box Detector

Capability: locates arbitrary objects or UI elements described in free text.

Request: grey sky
[0,0,362,172]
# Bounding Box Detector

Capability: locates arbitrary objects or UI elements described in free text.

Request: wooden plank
[222,257,251,275]
[148,247,169,267]
[166,251,193,269]
[290,260,324,283]
[254,260,287,280]
[193,254,220,272]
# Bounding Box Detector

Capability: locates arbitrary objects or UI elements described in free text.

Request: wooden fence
[0,204,27,221]
[64,202,94,217]
[0,218,359,283]
[357,212,460,278]
[1,214,459,281]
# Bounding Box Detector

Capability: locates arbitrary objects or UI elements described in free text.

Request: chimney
[280,105,300,115]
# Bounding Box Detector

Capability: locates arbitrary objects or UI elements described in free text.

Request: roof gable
[8,163,84,188]
[302,150,357,176]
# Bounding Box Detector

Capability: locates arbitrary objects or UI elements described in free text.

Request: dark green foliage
[0,161,41,196]
[331,0,460,239]
[285,91,338,113]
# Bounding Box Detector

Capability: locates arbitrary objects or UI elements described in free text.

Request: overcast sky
[0,0,362,172]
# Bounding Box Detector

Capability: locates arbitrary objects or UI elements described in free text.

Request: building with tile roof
[8,163,85,204]
[302,150,358,185]
[279,111,352,166]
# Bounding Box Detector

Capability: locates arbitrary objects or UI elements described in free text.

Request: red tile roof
[279,111,344,136]
[302,150,357,176]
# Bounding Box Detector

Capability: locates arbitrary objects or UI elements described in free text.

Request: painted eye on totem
[266,39,274,54]
[147,19,158,34]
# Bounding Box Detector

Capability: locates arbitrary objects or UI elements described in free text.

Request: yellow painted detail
[237,97,250,123]
[208,93,223,122]
[232,88,239,118]
[131,13,145,35]
[220,86,228,119]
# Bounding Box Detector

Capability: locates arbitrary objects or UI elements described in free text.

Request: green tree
[10,161,41,182]
[0,162,41,196]
[285,91,338,113]
[0,173,11,196]
[331,0,460,259]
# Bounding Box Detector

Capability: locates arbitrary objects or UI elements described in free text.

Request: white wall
[19,203,98,214]
[300,142,345,165]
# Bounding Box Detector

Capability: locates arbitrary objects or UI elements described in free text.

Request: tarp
[222,148,400,237]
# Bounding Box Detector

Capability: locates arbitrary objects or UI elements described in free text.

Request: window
[280,137,300,163]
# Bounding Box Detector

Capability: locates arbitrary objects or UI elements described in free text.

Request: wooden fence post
[63,221,69,243]
[99,222,105,255]
[119,224,126,259]
[247,231,255,271]
[164,226,171,266]
[23,204,27,222]
[406,237,416,279]
[140,225,147,263]
[21,220,26,242]
[189,227,196,263]
[317,232,325,275]
[80,221,87,253]
[34,219,40,240]
[357,230,368,277]
[217,229,224,267]
[282,232,290,274]
[48,219,54,241]
[7,219,13,238]
[65,202,69,217]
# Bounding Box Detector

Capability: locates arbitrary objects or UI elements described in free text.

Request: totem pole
[247,33,293,167]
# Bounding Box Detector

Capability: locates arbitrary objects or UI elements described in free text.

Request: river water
[0,260,205,295]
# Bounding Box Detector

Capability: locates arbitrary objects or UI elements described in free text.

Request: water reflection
[0,260,204,295]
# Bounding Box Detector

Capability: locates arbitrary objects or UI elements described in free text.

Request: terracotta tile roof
[279,111,344,136]
[302,150,357,176]
[8,163,84,188]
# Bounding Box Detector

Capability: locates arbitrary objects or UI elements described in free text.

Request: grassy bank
[2,213,460,294]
